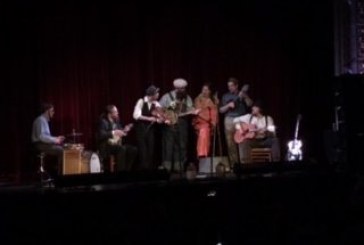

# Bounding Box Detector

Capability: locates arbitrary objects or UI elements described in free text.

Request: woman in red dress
[192,83,218,158]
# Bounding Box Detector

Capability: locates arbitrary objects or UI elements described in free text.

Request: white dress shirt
[133,96,161,120]
[233,113,276,133]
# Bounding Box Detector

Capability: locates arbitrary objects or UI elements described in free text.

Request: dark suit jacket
[97,116,123,159]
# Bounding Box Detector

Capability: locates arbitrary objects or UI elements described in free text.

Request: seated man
[97,104,137,172]
[233,101,280,163]
[31,102,65,177]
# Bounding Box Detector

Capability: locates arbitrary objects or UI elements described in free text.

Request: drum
[63,145,84,175]
[63,143,84,151]
[81,151,101,173]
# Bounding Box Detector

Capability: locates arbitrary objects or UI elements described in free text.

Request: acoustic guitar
[233,122,257,144]
[286,114,303,161]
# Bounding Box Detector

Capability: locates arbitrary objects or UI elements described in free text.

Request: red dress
[192,95,218,157]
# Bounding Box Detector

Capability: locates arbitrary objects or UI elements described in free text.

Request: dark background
[1,0,334,179]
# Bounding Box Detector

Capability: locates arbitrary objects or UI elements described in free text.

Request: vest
[138,100,156,127]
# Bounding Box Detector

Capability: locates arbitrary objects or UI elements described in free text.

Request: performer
[159,78,200,172]
[31,102,65,176]
[97,105,137,172]
[133,85,165,170]
[192,83,218,158]
[233,101,280,162]
[219,77,253,167]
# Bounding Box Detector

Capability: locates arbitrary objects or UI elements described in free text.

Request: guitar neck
[178,110,194,117]
[123,123,133,132]
[293,115,301,140]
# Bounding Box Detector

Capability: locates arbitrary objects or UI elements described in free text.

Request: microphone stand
[209,107,216,176]
[72,128,76,144]
[211,124,217,176]
[175,100,184,178]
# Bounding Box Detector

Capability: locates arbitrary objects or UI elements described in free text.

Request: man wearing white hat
[159,78,200,172]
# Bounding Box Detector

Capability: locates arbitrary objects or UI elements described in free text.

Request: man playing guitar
[233,101,280,163]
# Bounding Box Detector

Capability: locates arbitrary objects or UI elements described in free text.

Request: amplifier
[198,156,229,173]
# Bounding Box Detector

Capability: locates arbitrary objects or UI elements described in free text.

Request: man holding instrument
[97,105,137,172]
[233,101,280,163]
[219,77,253,167]
[133,85,167,170]
[159,78,200,172]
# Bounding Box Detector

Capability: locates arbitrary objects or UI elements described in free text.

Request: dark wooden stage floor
[1,162,364,244]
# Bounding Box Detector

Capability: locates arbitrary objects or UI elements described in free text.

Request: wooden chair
[97,151,116,173]
[250,148,272,162]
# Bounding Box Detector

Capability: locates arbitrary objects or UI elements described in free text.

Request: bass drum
[81,151,101,173]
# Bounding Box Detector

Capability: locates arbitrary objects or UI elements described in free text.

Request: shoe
[41,177,55,188]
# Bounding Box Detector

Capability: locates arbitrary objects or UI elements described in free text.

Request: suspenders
[249,115,268,129]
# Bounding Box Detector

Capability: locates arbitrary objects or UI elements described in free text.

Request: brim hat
[146,85,160,96]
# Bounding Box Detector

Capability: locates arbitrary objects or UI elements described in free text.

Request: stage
[1,161,364,244]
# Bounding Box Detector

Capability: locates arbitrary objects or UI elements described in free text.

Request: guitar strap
[168,92,175,101]
[249,115,270,139]
[265,116,267,129]
[169,91,188,114]
[249,115,268,129]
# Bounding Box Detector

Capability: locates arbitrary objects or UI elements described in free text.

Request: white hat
[173,78,188,88]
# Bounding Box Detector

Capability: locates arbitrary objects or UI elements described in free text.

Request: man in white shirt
[133,85,163,170]
[233,101,280,163]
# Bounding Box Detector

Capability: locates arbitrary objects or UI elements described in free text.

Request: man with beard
[233,101,280,162]
[97,104,137,172]
[31,102,65,178]
[159,78,200,173]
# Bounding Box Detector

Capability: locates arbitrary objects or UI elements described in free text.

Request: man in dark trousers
[31,102,65,177]
[159,78,200,172]
[97,104,137,172]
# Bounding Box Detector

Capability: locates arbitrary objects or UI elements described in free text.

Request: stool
[250,148,272,162]
[99,154,116,173]
[37,152,54,188]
